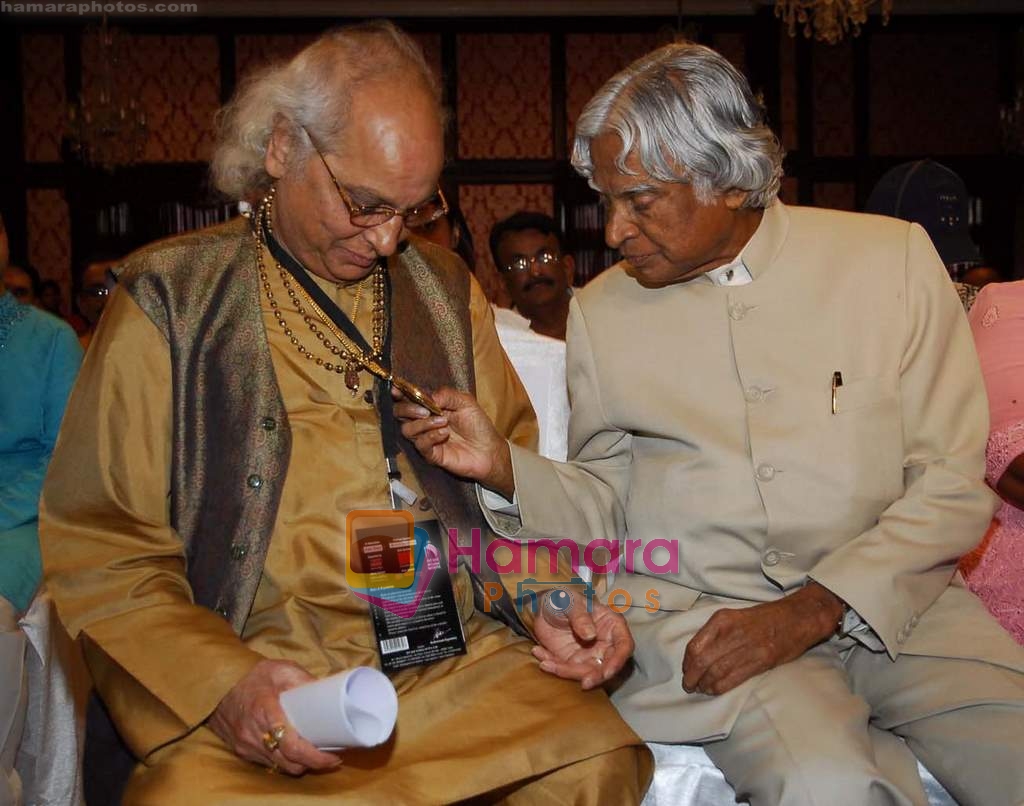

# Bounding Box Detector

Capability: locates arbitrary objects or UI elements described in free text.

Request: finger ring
[594,656,604,666]
[261,724,286,753]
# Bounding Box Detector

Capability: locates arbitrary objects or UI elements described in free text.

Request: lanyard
[264,230,408,508]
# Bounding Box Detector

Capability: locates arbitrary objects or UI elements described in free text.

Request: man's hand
[531,592,635,690]
[395,386,515,498]
[681,581,845,696]
[207,659,343,775]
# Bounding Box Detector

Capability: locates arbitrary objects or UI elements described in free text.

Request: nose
[363,216,405,257]
[604,202,636,250]
[528,257,547,277]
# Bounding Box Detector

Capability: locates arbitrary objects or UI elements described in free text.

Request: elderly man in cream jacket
[399,42,1024,806]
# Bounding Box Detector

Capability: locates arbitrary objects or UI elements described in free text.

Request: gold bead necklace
[252,187,386,394]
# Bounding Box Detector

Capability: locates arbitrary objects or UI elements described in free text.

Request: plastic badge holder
[279,667,398,750]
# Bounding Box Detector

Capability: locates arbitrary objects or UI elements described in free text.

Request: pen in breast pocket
[831,371,843,415]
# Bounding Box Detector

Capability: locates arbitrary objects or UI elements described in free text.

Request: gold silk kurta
[41,240,649,804]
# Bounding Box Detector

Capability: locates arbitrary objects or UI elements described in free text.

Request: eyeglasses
[500,249,561,275]
[302,127,448,229]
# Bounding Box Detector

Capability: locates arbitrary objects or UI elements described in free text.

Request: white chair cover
[15,591,87,806]
[642,743,957,806]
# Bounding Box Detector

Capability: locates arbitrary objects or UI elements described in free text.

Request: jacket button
[763,550,781,567]
[362,390,374,404]
[261,417,276,431]
[247,474,263,489]
[745,386,765,403]
[418,497,432,511]
[755,463,776,482]
[230,543,248,560]
[729,303,748,321]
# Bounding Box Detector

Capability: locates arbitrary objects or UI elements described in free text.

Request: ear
[562,253,576,286]
[723,189,749,210]
[265,119,295,180]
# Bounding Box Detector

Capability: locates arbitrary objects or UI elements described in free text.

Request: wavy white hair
[211,21,442,202]
[572,42,784,209]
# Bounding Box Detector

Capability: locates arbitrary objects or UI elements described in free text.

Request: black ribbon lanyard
[264,229,406,508]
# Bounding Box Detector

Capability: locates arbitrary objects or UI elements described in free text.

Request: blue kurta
[0,290,81,611]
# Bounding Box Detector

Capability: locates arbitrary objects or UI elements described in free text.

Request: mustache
[522,276,556,292]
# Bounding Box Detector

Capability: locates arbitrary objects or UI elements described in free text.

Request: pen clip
[831,371,843,415]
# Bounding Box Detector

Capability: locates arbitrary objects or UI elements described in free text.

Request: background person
[960,279,1024,645]
[489,211,576,341]
[0,214,82,806]
[74,257,118,350]
[1,265,40,307]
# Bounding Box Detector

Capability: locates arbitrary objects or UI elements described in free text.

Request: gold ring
[261,724,286,753]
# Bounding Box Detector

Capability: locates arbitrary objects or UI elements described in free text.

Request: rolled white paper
[279,667,398,750]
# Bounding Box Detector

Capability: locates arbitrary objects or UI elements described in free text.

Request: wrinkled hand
[532,593,635,690]
[682,582,844,696]
[207,659,342,775]
[395,386,514,497]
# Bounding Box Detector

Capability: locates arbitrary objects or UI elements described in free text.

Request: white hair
[211,20,442,201]
[572,42,784,209]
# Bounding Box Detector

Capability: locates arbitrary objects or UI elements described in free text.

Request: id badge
[347,512,467,673]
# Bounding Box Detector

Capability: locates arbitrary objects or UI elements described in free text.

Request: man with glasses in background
[490,211,576,341]
[39,21,649,806]
[73,256,119,350]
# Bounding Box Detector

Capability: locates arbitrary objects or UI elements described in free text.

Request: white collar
[705,254,752,287]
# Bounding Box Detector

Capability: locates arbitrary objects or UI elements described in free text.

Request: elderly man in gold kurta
[39,22,650,805]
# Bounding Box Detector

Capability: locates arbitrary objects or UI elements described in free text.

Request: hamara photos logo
[346,514,677,619]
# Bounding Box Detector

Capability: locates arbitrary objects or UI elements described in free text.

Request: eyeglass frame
[498,248,564,275]
[300,125,448,229]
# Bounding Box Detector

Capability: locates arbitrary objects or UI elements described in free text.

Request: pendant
[344,359,361,395]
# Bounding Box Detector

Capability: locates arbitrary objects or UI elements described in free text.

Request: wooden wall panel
[813,181,857,211]
[457,34,552,159]
[813,41,855,156]
[869,31,1000,155]
[21,33,65,163]
[26,188,71,302]
[565,32,667,148]
[81,34,220,162]
[779,30,799,153]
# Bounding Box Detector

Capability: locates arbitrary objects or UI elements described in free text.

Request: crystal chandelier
[775,0,894,45]
[65,15,148,170]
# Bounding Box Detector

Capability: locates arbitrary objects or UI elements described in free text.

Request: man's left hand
[532,592,635,690]
[682,581,845,696]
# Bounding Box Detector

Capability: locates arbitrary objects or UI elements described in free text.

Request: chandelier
[775,0,894,45]
[65,15,148,170]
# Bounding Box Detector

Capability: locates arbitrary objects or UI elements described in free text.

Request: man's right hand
[207,659,342,775]
[395,386,516,499]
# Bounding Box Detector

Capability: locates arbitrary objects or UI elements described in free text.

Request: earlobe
[724,190,749,210]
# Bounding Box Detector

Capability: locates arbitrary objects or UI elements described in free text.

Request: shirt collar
[705,254,753,286]
[698,200,789,285]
